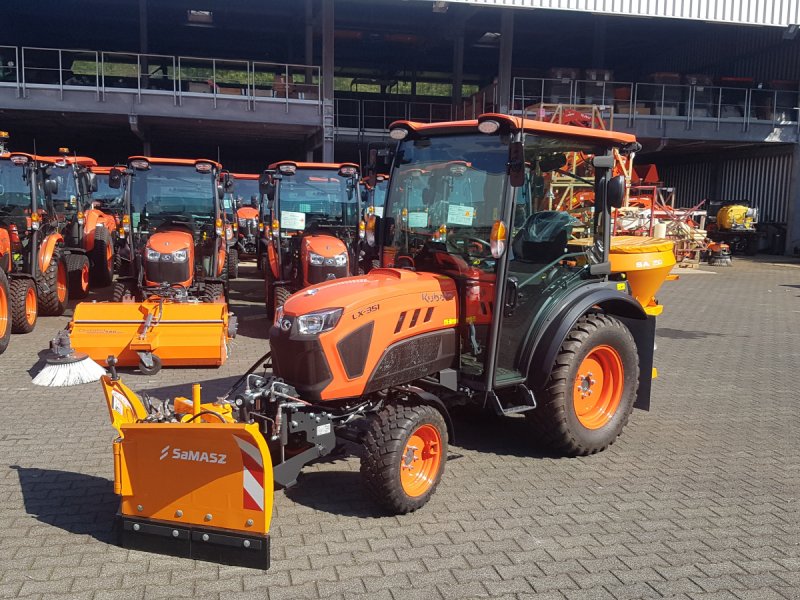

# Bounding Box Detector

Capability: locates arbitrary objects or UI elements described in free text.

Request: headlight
[332,252,347,267]
[296,308,343,335]
[145,248,160,261]
[146,248,188,262]
[309,252,324,266]
[172,249,188,262]
[309,252,347,267]
[238,218,248,227]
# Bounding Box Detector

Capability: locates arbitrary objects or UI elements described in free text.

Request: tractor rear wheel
[203,282,225,303]
[361,402,448,514]
[66,254,90,299]
[227,248,239,280]
[527,313,639,456]
[90,227,114,287]
[37,248,68,316]
[0,270,11,354]
[10,277,37,334]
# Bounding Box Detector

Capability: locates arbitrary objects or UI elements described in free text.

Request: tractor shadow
[656,328,723,340]
[10,465,117,543]
[136,373,251,400]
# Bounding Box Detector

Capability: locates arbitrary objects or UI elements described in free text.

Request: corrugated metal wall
[658,152,795,223]
[437,0,799,27]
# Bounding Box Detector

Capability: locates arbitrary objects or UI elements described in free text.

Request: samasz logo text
[158,445,227,465]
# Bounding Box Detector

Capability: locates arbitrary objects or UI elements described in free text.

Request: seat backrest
[512,211,573,263]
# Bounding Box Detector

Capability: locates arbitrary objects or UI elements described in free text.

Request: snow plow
[99,115,673,568]
[65,157,236,374]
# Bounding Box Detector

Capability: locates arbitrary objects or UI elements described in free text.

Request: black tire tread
[91,227,114,287]
[36,248,67,316]
[0,270,11,352]
[65,253,90,299]
[227,248,239,280]
[10,277,37,334]
[360,402,448,515]
[111,281,140,303]
[203,282,225,303]
[274,285,290,313]
[527,313,639,457]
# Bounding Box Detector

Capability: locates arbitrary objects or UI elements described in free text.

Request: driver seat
[512,211,573,264]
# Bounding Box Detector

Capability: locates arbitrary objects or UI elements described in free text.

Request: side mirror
[108,168,122,189]
[607,175,626,209]
[508,141,525,188]
[44,179,58,195]
[86,171,98,193]
[223,172,234,192]
[366,148,378,189]
[217,183,225,200]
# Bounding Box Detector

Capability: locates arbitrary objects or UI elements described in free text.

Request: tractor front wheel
[527,313,639,456]
[10,278,37,334]
[90,227,115,287]
[111,280,140,303]
[227,248,239,280]
[66,254,90,299]
[361,402,448,514]
[0,270,10,354]
[203,282,225,303]
[37,248,68,316]
[274,285,290,318]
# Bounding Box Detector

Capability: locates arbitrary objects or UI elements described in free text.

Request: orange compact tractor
[46,150,117,297]
[66,156,237,374]
[260,161,362,318]
[232,173,261,262]
[1,137,70,337]
[97,115,674,568]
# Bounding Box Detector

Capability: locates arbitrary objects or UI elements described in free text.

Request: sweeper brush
[707,241,732,266]
[33,329,107,387]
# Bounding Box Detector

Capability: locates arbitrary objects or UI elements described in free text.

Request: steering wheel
[447,231,491,255]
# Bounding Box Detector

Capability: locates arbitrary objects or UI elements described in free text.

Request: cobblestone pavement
[1,258,799,600]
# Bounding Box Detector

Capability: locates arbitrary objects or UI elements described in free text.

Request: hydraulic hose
[220,350,271,401]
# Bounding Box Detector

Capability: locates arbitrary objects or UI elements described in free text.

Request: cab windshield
[93,174,123,208]
[234,178,260,209]
[128,165,215,232]
[49,165,80,212]
[278,169,357,230]
[0,160,42,214]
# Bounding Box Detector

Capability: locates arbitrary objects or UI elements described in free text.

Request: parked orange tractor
[97,115,674,568]
[65,156,237,374]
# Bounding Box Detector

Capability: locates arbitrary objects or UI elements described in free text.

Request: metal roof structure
[424,0,799,28]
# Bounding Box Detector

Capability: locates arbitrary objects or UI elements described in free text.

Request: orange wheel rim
[81,263,90,291]
[25,286,37,325]
[0,283,7,337]
[400,424,442,497]
[56,261,67,302]
[573,345,624,430]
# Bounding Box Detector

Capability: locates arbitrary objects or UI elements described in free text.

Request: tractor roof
[390,113,637,145]
[267,161,359,171]
[128,156,222,169]
[0,152,55,164]
[43,156,98,167]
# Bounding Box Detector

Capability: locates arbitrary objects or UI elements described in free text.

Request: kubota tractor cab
[260,161,361,318]
[96,115,675,568]
[360,173,389,270]
[109,156,231,303]
[0,142,69,341]
[90,166,126,224]
[232,173,261,261]
[46,150,117,297]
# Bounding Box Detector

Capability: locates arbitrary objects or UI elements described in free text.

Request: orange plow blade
[69,300,235,368]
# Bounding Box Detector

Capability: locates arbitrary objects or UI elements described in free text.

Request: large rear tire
[361,403,448,514]
[66,253,90,299]
[227,248,239,280]
[203,282,225,303]
[527,313,639,456]
[0,270,11,354]
[10,278,37,334]
[37,248,68,316]
[90,227,115,287]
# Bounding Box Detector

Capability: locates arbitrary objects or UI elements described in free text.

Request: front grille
[308,264,348,284]
[144,258,191,285]
[269,328,332,401]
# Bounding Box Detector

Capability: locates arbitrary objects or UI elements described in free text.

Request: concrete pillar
[452,33,464,107]
[139,0,148,89]
[497,10,514,114]
[305,0,314,84]
[321,0,335,162]
[786,142,800,255]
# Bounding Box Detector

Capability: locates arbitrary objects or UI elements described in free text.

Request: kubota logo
[158,445,227,465]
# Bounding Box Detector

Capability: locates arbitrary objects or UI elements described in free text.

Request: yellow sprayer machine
[42,157,237,380]
[96,115,674,568]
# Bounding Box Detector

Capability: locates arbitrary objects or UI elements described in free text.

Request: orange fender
[267,242,279,279]
[83,209,117,252]
[0,229,10,272]
[39,233,64,273]
[216,239,226,277]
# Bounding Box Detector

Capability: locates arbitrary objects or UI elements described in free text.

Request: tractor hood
[283,268,456,318]
[274,268,459,401]
[147,229,193,253]
[302,233,347,258]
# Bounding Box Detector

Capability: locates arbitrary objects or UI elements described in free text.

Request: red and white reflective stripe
[235,436,264,512]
